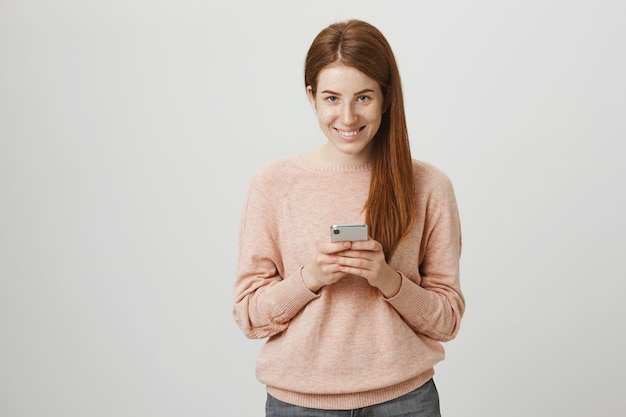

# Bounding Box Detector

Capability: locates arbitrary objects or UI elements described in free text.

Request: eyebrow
[319,88,376,96]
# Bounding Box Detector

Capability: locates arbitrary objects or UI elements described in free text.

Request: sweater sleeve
[385,173,465,342]
[232,166,319,339]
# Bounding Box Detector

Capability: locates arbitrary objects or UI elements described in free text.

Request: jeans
[266,379,441,417]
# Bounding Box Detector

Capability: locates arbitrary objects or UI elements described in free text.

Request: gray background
[1,0,625,416]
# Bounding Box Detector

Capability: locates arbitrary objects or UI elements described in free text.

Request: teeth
[337,129,360,137]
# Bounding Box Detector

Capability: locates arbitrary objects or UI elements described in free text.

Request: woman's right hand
[301,241,353,293]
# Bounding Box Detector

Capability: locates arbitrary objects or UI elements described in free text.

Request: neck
[303,144,372,165]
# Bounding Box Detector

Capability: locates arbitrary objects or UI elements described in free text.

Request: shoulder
[412,160,461,224]
[412,159,455,192]
[250,155,302,184]
[246,154,309,198]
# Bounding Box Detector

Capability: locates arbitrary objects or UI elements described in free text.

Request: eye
[325,96,338,103]
[357,95,370,103]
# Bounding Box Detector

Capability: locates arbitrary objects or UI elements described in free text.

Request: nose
[340,102,357,125]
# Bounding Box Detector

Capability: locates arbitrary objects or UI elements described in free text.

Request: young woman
[233,19,465,416]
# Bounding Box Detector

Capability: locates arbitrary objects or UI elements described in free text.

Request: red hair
[304,20,414,258]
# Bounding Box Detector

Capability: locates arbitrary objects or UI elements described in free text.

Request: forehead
[316,64,380,92]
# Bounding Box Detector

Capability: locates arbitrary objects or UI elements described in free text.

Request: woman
[233,19,465,416]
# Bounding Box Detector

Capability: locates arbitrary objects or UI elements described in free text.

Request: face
[307,64,385,164]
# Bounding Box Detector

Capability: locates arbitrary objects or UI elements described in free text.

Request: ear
[306,85,317,112]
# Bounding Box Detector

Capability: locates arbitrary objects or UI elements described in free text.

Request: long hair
[304,19,414,258]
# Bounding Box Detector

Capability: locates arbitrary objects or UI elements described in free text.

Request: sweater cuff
[384,271,429,316]
[273,266,320,318]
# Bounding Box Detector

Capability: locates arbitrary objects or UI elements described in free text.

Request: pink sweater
[233,155,464,410]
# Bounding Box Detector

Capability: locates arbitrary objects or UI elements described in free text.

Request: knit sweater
[233,155,464,410]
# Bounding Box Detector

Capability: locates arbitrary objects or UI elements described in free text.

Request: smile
[335,128,363,137]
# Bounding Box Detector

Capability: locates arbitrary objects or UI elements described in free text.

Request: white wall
[1,1,624,415]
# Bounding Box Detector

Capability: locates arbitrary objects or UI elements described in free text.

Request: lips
[335,127,363,138]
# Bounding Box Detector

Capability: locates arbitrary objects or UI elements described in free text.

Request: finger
[336,249,379,262]
[321,241,352,255]
[349,239,380,252]
[335,255,372,270]
[337,264,376,281]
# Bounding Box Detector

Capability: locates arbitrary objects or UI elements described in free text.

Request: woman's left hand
[334,238,402,298]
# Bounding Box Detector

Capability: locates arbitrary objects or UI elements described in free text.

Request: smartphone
[330,224,369,242]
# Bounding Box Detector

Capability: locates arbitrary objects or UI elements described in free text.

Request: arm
[232,169,318,339]
[385,175,465,342]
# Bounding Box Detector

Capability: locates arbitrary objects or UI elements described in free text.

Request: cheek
[316,107,335,123]
[365,107,383,124]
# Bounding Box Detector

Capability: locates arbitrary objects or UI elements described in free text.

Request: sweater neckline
[294,154,372,173]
